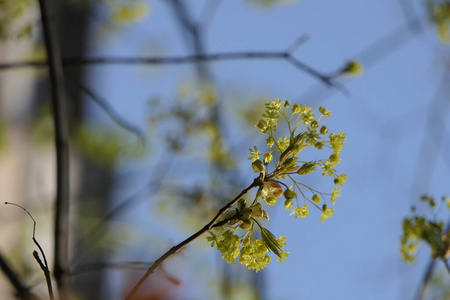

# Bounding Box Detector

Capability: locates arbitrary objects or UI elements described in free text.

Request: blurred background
[0,0,450,299]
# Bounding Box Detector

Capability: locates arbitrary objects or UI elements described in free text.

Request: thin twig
[125,177,261,300]
[72,81,146,145]
[285,34,310,54]
[4,202,54,300]
[37,0,71,296]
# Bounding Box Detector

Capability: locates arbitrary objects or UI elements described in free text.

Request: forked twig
[4,202,54,300]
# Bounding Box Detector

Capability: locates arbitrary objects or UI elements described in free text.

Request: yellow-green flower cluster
[208,99,346,272]
[249,99,347,223]
[400,195,450,263]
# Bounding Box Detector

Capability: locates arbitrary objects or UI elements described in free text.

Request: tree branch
[0,250,41,300]
[0,50,338,87]
[4,202,54,300]
[72,81,146,145]
[37,0,71,296]
[124,177,261,300]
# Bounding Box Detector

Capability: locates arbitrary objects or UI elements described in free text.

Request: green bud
[333,174,347,186]
[265,193,278,205]
[284,188,297,200]
[264,152,273,164]
[252,159,265,175]
[320,125,328,135]
[283,157,298,169]
[312,194,321,204]
[250,202,264,218]
[292,104,301,114]
[240,207,252,220]
[310,120,319,129]
[239,220,253,230]
[256,120,268,133]
[284,199,293,210]
[257,184,269,198]
[314,142,323,149]
[328,154,340,165]
[297,162,316,175]
[238,199,247,210]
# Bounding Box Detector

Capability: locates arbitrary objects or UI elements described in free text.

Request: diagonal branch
[73,81,146,145]
[37,0,71,297]
[124,177,261,300]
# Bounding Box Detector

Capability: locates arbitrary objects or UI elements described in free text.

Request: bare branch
[72,81,146,145]
[285,34,310,54]
[124,177,261,300]
[4,202,54,300]
[37,0,71,296]
[0,50,339,88]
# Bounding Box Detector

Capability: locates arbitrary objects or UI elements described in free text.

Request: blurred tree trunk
[50,1,114,299]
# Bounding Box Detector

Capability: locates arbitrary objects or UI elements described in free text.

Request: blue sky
[84,0,450,299]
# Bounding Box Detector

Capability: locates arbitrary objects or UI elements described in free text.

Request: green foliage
[400,195,450,263]
[0,0,34,39]
[73,125,144,165]
[208,99,346,271]
[428,0,450,43]
[110,0,150,24]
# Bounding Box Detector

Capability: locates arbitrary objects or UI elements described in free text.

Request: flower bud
[284,199,293,210]
[297,162,316,175]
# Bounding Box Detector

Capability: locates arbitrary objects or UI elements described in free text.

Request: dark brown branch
[0,250,41,300]
[37,0,71,297]
[33,251,54,300]
[124,177,261,300]
[0,51,337,87]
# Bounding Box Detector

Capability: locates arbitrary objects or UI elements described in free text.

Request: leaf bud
[297,162,316,175]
